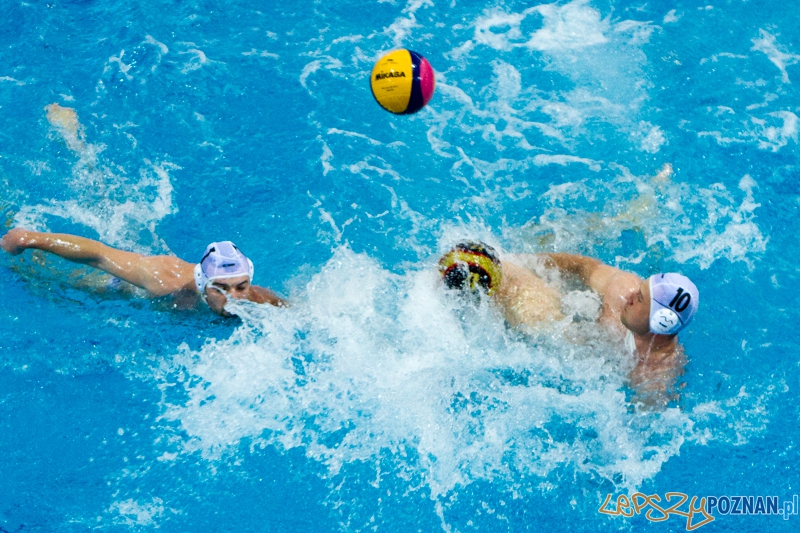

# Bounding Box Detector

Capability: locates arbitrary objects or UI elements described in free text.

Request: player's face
[204,275,251,317]
[621,280,651,335]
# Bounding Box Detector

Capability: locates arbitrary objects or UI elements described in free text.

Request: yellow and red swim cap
[370,49,435,115]
[438,241,503,295]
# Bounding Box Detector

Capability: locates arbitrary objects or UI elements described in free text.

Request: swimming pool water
[1,1,798,532]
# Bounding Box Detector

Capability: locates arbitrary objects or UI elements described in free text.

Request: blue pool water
[1,0,798,531]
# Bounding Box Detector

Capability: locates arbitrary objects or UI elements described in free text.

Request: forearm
[537,252,629,296]
[537,253,600,283]
[12,230,111,267]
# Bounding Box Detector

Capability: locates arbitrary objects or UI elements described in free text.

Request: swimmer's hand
[1,228,29,255]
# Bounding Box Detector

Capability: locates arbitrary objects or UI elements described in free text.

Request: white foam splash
[751,29,800,84]
[382,0,434,48]
[308,193,356,243]
[473,7,541,52]
[517,168,767,270]
[177,46,220,74]
[161,247,697,501]
[472,0,651,53]
[0,76,25,86]
[700,52,748,65]
[319,138,335,175]
[15,106,177,253]
[108,50,134,81]
[242,49,279,59]
[688,375,787,448]
[22,160,51,176]
[697,131,745,145]
[15,160,178,253]
[663,9,681,23]
[430,1,659,156]
[143,35,169,73]
[749,110,799,152]
[527,0,611,51]
[299,56,344,92]
[631,122,666,154]
[109,498,166,527]
[144,35,168,55]
[328,128,386,147]
[532,154,601,171]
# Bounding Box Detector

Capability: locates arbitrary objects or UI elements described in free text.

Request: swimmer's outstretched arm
[1,228,194,297]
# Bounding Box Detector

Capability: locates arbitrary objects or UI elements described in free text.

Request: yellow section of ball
[370,49,414,114]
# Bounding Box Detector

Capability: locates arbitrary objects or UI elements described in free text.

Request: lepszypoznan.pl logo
[598,492,798,531]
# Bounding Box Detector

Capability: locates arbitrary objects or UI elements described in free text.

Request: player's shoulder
[586,261,641,296]
[138,255,196,295]
[146,254,194,270]
[604,269,643,296]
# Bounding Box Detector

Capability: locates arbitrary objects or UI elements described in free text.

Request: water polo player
[439,243,699,405]
[535,253,698,403]
[1,228,285,316]
[438,241,564,327]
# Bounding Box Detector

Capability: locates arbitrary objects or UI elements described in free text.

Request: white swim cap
[193,241,254,295]
[649,273,699,335]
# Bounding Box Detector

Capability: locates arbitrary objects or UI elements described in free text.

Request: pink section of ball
[418,57,435,106]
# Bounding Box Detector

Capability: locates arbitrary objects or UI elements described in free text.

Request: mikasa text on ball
[370,49,435,115]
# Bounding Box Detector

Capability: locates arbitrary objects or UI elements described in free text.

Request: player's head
[622,273,699,336]
[438,241,502,296]
[193,241,254,316]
